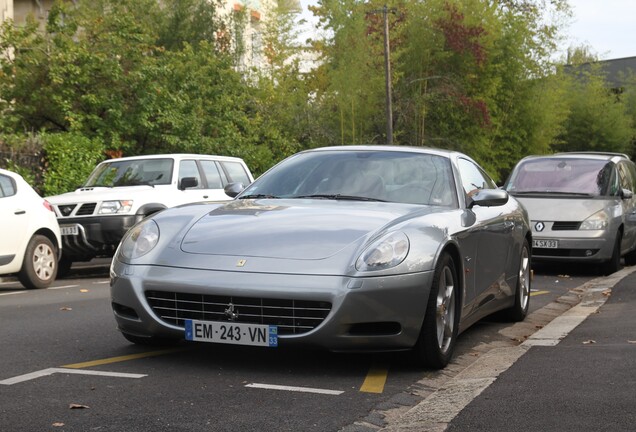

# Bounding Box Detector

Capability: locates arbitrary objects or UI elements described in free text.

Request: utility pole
[369,5,396,145]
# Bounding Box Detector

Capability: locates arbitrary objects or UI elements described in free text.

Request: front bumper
[532,235,613,263]
[58,215,140,260]
[109,259,433,352]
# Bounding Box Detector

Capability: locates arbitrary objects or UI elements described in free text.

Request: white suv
[45,154,253,274]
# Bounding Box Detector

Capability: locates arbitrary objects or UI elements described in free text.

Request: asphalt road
[0,260,600,431]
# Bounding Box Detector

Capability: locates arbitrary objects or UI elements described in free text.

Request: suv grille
[76,203,97,216]
[145,291,332,336]
[58,204,77,217]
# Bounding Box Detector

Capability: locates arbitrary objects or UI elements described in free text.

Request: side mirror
[468,189,509,208]
[178,177,198,190]
[224,182,245,198]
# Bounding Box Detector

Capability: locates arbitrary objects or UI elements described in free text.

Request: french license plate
[533,239,558,249]
[185,320,278,347]
[60,224,79,236]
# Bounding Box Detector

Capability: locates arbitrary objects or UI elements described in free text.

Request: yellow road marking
[360,364,389,393]
[61,348,185,369]
[530,290,550,297]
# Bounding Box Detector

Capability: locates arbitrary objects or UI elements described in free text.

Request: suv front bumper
[58,215,141,260]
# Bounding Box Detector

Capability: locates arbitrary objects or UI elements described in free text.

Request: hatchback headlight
[99,200,133,214]
[580,210,609,230]
[356,232,410,271]
[119,219,159,260]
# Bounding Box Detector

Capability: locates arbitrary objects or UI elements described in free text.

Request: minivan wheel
[602,232,622,275]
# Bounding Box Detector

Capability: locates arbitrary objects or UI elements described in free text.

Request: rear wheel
[501,240,531,322]
[18,235,58,289]
[412,252,459,369]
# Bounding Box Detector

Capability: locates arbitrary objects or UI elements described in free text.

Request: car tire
[412,252,460,369]
[501,239,531,322]
[18,235,58,289]
[602,232,622,275]
[121,332,180,347]
[56,257,73,279]
[624,246,636,266]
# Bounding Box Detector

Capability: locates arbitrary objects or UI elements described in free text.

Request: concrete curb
[364,266,636,432]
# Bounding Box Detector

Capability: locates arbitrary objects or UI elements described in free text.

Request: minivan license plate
[185,320,278,347]
[533,239,558,249]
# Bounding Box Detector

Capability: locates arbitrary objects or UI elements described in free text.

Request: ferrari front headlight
[356,232,410,272]
[119,219,159,260]
[580,210,609,230]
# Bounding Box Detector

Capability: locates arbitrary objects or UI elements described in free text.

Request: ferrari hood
[180,199,422,260]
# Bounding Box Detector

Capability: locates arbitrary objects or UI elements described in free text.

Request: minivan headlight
[580,210,609,230]
[356,232,410,271]
[119,219,159,260]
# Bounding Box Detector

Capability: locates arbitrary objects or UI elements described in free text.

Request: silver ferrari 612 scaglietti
[110,146,532,369]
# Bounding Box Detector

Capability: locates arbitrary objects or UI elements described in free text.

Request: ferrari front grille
[145,291,331,336]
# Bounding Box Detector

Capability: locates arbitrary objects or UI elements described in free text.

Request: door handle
[14,210,26,215]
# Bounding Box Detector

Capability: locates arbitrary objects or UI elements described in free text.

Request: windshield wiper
[294,194,386,202]
[238,194,279,199]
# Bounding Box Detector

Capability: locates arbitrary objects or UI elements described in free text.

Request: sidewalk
[383,266,636,432]
[446,267,636,431]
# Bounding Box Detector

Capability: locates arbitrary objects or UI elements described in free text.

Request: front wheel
[602,232,622,275]
[412,252,459,369]
[501,239,531,322]
[18,235,58,289]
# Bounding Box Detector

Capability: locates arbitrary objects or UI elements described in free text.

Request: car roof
[519,152,631,164]
[98,153,246,164]
[300,145,466,159]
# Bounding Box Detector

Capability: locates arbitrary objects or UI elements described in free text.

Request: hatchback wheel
[18,235,58,289]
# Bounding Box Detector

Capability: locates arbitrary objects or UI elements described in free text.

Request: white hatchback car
[0,168,62,288]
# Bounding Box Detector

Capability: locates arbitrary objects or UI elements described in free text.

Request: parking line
[246,383,343,395]
[1,368,146,385]
[0,291,26,297]
[48,285,79,290]
[62,348,186,369]
[530,290,550,296]
[360,364,389,393]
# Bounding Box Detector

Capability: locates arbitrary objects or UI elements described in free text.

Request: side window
[0,174,17,198]
[199,160,223,189]
[178,160,203,189]
[618,162,634,192]
[457,158,496,198]
[222,161,251,185]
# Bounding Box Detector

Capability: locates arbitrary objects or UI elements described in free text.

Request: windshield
[239,150,458,206]
[85,158,174,187]
[506,158,618,196]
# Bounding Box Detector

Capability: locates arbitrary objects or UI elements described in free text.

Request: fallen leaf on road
[60,307,72,311]
[582,340,596,345]
[52,423,64,427]
[535,325,544,329]
[80,289,89,293]
[628,340,636,344]
[69,404,90,409]
[557,274,570,278]
[602,290,611,297]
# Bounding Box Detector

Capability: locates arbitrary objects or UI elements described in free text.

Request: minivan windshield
[85,158,174,187]
[506,158,617,197]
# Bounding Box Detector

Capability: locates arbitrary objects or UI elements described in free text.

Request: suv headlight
[356,232,410,272]
[119,219,159,260]
[580,210,609,230]
[99,200,133,214]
